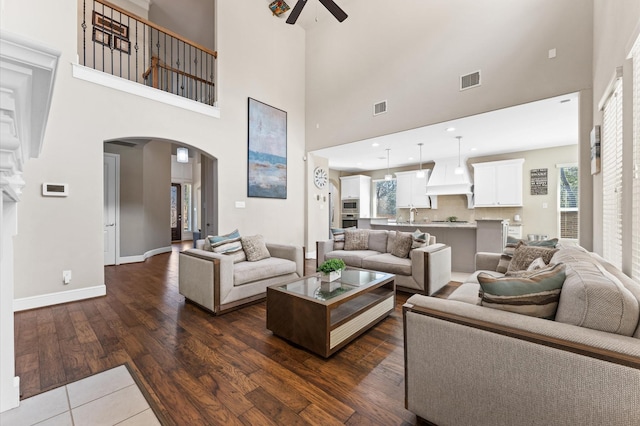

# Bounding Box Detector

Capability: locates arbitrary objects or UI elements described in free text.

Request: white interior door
[104,154,118,265]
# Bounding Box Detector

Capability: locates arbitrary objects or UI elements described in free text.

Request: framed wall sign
[530,168,548,195]
[247,98,287,199]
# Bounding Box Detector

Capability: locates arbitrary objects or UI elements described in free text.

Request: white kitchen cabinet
[340,175,371,217]
[340,175,370,200]
[395,170,430,208]
[472,159,524,207]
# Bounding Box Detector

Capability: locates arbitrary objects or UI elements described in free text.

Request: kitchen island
[358,218,506,273]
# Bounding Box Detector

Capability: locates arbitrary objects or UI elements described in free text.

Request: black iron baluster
[81,0,87,65]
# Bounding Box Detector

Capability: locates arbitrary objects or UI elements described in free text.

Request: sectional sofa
[403,244,640,425]
[317,228,452,295]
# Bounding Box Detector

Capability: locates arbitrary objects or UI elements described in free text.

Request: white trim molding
[119,246,172,264]
[13,285,106,312]
[72,63,221,119]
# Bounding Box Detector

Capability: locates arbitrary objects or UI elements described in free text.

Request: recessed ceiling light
[471,147,477,151]
[372,142,380,147]
[446,127,456,132]
[357,162,362,166]
[408,156,414,160]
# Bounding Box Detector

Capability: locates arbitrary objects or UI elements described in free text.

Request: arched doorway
[103,137,218,265]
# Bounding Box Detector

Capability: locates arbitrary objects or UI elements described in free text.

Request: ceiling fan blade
[318,0,348,22]
[286,0,307,24]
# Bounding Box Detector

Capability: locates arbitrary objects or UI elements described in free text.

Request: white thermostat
[42,183,69,197]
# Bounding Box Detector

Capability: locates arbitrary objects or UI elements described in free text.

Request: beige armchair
[179,240,304,315]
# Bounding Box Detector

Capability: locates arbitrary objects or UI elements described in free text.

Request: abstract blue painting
[248,98,287,199]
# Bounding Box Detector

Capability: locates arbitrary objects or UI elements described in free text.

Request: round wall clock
[313,167,328,189]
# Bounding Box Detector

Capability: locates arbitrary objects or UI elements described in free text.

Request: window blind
[632,37,640,282]
[602,80,623,270]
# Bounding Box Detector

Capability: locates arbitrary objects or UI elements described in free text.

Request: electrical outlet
[63,270,72,285]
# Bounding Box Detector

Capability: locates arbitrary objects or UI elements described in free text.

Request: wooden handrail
[99,0,218,59]
[143,56,214,87]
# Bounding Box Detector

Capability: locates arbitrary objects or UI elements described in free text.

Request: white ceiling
[311,92,580,172]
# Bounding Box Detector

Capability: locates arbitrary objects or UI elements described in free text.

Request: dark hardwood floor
[14,243,456,425]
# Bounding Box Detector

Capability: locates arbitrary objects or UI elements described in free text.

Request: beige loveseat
[317,229,452,295]
[404,244,640,425]
[179,238,304,315]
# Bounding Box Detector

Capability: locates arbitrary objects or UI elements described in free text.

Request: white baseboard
[0,376,20,413]
[13,285,106,312]
[119,246,172,264]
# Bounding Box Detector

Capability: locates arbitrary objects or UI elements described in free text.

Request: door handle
[106,223,115,227]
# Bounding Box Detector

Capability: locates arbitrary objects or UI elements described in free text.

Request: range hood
[425,157,474,209]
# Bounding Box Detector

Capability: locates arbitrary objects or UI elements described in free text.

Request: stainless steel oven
[342,199,359,214]
[341,213,359,228]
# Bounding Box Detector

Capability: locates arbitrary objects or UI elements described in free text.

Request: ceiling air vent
[460,70,481,91]
[373,100,387,116]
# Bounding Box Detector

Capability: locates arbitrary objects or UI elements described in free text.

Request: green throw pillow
[478,263,566,320]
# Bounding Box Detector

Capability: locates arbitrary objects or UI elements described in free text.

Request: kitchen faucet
[409,206,418,224]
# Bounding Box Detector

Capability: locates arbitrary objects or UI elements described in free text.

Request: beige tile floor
[0,365,161,426]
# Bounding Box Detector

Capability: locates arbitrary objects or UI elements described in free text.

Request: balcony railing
[79,0,217,106]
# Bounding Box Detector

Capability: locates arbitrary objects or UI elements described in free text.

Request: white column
[0,30,59,413]
[0,197,19,411]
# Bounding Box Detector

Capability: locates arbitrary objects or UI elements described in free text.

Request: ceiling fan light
[384,174,393,181]
[454,166,464,175]
[416,170,426,178]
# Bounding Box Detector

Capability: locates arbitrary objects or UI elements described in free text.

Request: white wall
[306,154,330,257]
[2,0,306,302]
[305,0,593,151]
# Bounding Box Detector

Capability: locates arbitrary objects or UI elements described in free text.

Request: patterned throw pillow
[331,226,355,250]
[241,235,271,262]
[391,231,413,258]
[344,229,369,251]
[478,263,566,319]
[208,229,246,263]
[411,229,430,249]
[496,238,559,273]
[507,243,559,273]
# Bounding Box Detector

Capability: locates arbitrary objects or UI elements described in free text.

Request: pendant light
[416,143,425,178]
[384,149,392,180]
[454,136,464,175]
[177,147,189,163]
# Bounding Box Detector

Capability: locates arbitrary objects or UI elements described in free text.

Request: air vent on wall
[460,70,481,91]
[373,100,387,116]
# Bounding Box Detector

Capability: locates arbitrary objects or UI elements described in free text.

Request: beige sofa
[317,229,452,295]
[179,239,304,315]
[404,245,640,425]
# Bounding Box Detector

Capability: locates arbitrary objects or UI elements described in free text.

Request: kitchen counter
[357,218,507,273]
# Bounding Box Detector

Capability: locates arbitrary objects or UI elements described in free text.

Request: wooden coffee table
[266,269,396,357]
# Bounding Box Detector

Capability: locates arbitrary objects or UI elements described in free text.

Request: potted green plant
[317,258,346,284]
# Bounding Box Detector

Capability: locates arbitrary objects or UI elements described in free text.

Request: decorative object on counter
[384,148,392,180]
[317,258,346,284]
[514,214,521,222]
[530,168,548,195]
[416,143,425,178]
[454,136,464,175]
[446,216,458,222]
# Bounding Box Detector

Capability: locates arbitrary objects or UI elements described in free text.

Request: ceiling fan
[286,0,348,24]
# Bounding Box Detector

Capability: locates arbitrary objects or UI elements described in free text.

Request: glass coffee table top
[276,269,394,302]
